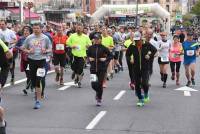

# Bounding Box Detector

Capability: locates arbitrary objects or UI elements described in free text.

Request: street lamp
[135,0,139,27]
[27,2,34,25]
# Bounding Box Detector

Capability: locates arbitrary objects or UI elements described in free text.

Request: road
[2,58,200,134]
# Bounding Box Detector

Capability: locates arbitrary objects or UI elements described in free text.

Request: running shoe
[137,99,144,107]
[55,73,60,82]
[144,95,150,103]
[78,82,81,88]
[171,75,175,80]
[60,78,64,85]
[186,81,191,87]
[129,82,135,90]
[22,89,28,95]
[96,100,102,107]
[33,101,41,109]
[10,78,14,85]
[191,79,195,85]
[163,83,166,88]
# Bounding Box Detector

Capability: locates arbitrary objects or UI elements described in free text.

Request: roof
[8,8,40,19]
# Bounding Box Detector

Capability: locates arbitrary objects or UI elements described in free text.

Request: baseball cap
[133,31,141,40]
[93,33,102,40]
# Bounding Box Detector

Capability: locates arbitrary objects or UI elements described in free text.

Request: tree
[191,0,200,16]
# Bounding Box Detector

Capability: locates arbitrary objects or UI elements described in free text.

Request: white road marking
[4,70,55,88]
[174,86,198,96]
[86,111,107,130]
[113,90,126,100]
[184,91,191,96]
[57,82,75,91]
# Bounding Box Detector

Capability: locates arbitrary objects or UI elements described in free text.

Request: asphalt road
[2,57,200,134]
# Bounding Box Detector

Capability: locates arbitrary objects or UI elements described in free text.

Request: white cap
[134,31,141,41]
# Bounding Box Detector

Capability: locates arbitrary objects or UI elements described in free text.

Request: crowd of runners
[0,19,200,133]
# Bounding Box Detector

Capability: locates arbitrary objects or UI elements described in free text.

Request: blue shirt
[182,40,199,65]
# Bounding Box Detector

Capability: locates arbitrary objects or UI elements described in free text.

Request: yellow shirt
[67,33,92,57]
[102,35,114,48]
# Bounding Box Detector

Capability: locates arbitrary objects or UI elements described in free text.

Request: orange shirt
[53,34,68,54]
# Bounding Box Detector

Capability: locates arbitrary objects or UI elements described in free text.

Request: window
[166,5,170,12]
[154,0,159,2]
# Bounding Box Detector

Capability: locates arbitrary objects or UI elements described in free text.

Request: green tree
[191,0,200,16]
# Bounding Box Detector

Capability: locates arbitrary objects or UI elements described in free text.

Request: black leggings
[71,56,85,75]
[134,71,149,100]
[170,61,181,73]
[127,60,134,83]
[91,71,106,100]
[0,65,9,87]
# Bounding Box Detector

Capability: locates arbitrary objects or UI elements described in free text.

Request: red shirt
[53,34,68,54]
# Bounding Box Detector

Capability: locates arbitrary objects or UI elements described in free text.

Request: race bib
[172,53,179,58]
[56,44,64,50]
[26,64,30,71]
[161,56,169,62]
[90,74,98,82]
[186,50,195,56]
[36,68,46,77]
[76,45,81,51]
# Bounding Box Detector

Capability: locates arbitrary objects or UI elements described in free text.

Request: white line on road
[57,82,75,91]
[113,90,126,100]
[86,111,107,130]
[4,70,55,88]
[184,91,191,96]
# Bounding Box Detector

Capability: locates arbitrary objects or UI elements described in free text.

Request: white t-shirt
[0,28,17,44]
[158,40,171,58]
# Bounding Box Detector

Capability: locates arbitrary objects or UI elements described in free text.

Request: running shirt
[67,33,92,57]
[113,32,122,51]
[124,39,133,48]
[23,34,52,60]
[158,40,171,62]
[169,42,183,62]
[182,40,199,65]
[0,39,9,52]
[102,35,114,49]
[0,28,17,45]
[53,35,68,54]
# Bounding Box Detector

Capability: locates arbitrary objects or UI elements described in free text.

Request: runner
[169,35,183,85]
[0,20,17,85]
[101,26,114,87]
[182,32,199,86]
[22,23,52,109]
[158,32,170,88]
[126,31,157,107]
[52,27,68,85]
[87,33,112,106]
[0,39,12,92]
[67,23,92,88]
[15,26,33,95]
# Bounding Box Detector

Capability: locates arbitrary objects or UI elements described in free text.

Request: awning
[8,8,40,19]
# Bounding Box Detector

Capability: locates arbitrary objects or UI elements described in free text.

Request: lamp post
[135,0,139,27]
[27,2,33,25]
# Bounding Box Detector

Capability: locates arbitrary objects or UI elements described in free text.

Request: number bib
[36,68,46,77]
[56,44,64,50]
[186,50,195,56]
[161,56,169,62]
[90,74,98,82]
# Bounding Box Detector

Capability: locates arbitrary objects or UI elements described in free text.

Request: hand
[99,58,106,61]
[130,59,134,64]
[145,55,150,60]
[89,57,95,62]
[41,48,47,54]
[28,48,34,54]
